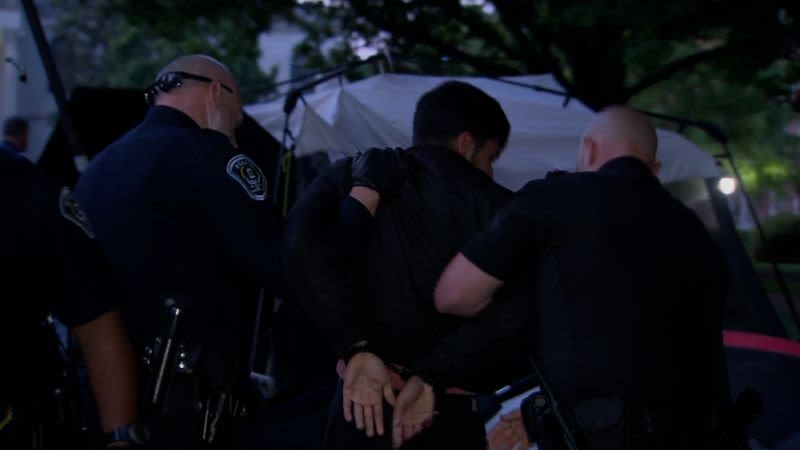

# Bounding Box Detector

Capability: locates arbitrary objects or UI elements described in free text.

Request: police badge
[59,187,96,238]
[226,154,267,201]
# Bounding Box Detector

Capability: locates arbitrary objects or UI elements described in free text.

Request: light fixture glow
[718,177,737,195]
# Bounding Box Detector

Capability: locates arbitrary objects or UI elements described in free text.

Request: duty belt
[141,304,248,445]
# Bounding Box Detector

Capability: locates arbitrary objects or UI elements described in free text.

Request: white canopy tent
[246,73,720,191]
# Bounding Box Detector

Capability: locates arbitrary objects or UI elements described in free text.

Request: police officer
[1,116,29,154]
[74,55,283,449]
[433,106,732,449]
[0,141,138,448]
[285,81,533,450]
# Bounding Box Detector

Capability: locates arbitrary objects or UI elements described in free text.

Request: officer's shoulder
[518,171,575,194]
[1,154,61,198]
[189,128,237,159]
[183,131,272,202]
[183,129,245,172]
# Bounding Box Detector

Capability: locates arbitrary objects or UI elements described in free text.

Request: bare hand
[343,352,397,437]
[487,408,531,450]
[391,376,434,448]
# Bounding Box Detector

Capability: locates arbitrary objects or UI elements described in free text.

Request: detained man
[285,81,534,450]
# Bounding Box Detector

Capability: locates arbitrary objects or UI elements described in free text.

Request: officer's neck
[155,99,208,129]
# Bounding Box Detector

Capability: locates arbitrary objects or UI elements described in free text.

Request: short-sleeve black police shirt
[462,157,729,408]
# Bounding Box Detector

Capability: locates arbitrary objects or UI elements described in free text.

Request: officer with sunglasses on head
[75,55,283,449]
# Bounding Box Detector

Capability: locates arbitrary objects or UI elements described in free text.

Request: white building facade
[0,0,57,161]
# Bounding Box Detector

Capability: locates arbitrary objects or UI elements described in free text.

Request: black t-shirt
[286,145,533,391]
[0,147,117,398]
[74,106,283,358]
[463,157,730,409]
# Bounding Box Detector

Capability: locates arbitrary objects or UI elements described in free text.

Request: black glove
[545,169,570,179]
[350,147,407,195]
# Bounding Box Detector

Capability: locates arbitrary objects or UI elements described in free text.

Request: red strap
[723,330,800,359]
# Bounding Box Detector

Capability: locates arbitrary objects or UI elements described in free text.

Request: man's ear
[209,81,223,105]
[453,131,476,159]
[578,136,597,171]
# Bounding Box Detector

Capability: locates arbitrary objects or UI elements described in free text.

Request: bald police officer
[434,106,731,450]
[75,55,282,449]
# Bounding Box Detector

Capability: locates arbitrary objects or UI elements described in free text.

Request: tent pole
[20,0,88,173]
[721,142,800,335]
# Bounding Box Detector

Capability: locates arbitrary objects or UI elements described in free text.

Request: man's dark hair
[412,81,510,150]
[3,116,29,137]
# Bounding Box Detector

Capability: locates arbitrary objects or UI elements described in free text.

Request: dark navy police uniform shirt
[463,156,730,410]
[1,145,115,397]
[74,106,282,355]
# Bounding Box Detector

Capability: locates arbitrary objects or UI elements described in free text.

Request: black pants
[323,382,486,450]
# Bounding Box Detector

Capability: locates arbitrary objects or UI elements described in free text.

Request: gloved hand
[351,147,407,195]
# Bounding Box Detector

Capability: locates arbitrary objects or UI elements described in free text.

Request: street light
[718,177,737,195]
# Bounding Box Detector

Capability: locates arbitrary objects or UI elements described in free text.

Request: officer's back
[515,157,728,409]
[75,56,281,353]
[439,106,730,448]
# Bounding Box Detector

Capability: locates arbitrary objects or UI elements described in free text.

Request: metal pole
[20,0,88,172]
[722,142,800,333]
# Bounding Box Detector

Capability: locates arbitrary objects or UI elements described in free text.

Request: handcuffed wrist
[341,340,379,363]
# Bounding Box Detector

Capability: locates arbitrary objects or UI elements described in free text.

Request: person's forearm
[349,186,380,216]
[413,282,535,391]
[71,310,138,432]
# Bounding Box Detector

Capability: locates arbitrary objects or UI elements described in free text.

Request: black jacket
[285,145,532,391]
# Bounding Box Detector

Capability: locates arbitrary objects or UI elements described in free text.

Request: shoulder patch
[226,154,267,201]
[59,187,95,239]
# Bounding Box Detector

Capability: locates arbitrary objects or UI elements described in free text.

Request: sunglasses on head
[144,71,235,105]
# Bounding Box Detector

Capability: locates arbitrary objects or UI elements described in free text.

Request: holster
[140,305,250,446]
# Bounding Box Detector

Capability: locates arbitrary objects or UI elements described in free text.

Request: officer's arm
[423,188,546,389]
[435,190,540,317]
[435,253,504,316]
[349,186,380,215]
[414,280,534,390]
[201,150,283,292]
[53,189,139,433]
[71,311,139,433]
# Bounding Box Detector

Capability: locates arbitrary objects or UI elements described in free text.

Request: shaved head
[577,106,659,173]
[157,54,237,90]
[152,54,243,147]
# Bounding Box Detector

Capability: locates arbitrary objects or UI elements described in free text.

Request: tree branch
[625,42,751,98]
[348,0,519,75]
[443,2,519,58]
